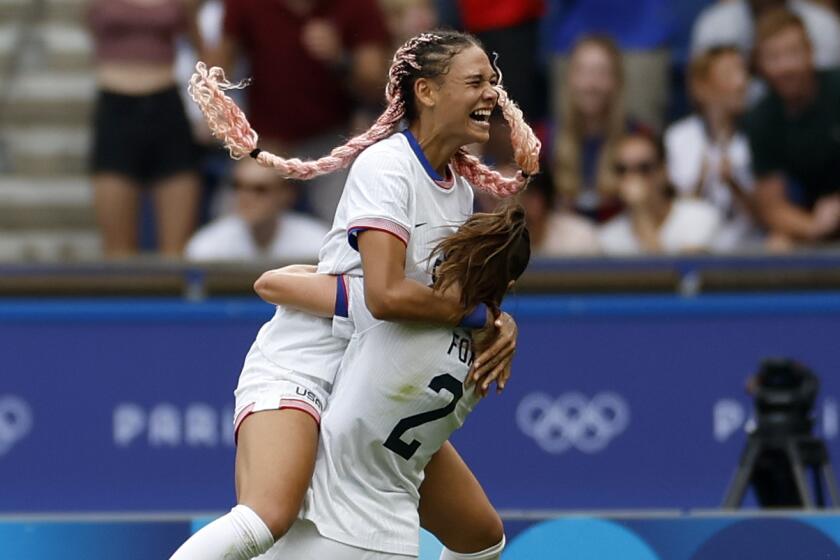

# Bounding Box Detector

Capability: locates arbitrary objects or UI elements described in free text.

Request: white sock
[438,536,505,560]
[169,504,275,560]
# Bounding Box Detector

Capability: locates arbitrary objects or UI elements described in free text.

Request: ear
[506,279,515,291]
[413,77,438,111]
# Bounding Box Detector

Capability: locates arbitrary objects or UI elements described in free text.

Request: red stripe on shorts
[233,398,322,445]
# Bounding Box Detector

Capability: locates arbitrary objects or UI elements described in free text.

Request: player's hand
[468,312,517,397]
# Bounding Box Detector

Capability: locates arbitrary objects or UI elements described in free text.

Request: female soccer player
[171,30,539,560]
[261,203,531,559]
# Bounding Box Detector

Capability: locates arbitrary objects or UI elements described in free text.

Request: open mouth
[469,108,492,124]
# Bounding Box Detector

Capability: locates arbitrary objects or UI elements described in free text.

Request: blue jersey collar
[401,129,453,187]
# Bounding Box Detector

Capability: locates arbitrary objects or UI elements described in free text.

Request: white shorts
[258,519,415,560]
[233,342,332,438]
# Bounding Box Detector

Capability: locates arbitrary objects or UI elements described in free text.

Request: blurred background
[4,0,840,259]
[5,0,840,558]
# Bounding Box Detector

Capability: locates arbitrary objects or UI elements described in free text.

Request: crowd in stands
[83,0,840,260]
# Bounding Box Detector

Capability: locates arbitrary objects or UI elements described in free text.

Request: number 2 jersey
[298,276,482,557]
[251,129,473,382]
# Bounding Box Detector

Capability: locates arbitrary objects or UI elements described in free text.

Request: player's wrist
[459,303,489,329]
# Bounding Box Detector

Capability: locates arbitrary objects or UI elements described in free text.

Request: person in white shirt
[185,158,329,261]
[520,172,600,256]
[600,132,723,255]
[248,204,530,559]
[691,0,840,70]
[170,30,540,560]
[665,46,763,252]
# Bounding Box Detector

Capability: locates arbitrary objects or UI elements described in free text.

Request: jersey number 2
[383,373,463,460]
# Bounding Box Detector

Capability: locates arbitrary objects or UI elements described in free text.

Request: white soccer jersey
[253,130,473,382]
[317,129,475,286]
[298,277,482,557]
[252,307,345,382]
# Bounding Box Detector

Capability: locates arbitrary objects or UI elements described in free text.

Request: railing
[2,250,840,297]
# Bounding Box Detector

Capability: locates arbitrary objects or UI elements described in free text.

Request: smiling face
[416,44,499,146]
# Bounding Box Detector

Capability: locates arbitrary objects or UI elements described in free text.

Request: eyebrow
[464,72,499,82]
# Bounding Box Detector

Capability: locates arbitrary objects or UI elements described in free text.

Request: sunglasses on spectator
[613,160,659,177]
[233,181,273,195]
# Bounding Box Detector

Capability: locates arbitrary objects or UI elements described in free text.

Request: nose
[484,84,500,105]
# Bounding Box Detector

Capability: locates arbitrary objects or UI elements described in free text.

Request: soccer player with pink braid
[170,30,539,560]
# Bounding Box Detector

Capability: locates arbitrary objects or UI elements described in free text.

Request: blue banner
[2,294,840,512]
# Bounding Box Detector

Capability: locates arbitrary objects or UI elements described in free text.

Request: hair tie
[249,148,262,159]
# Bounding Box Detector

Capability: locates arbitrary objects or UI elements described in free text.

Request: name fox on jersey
[447,332,475,367]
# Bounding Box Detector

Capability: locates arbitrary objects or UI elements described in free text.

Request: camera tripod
[723,430,840,509]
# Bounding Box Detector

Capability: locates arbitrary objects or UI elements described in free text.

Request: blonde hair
[689,45,742,84]
[688,45,742,105]
[553,35,625,207]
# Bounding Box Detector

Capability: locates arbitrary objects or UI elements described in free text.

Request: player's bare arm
[357,230,464,324]
[359,229,518,395]
[253,265,335,317]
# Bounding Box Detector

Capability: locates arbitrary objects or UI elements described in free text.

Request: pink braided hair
[453,86,541,198]
[187,32,540,196]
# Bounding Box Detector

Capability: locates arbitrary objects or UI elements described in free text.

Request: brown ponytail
[432,203,531,314]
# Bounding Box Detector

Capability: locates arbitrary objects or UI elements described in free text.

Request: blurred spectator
[88,0,204,257]
[177,0,225,142]
[175,0,233,228]
[521,172,601,256]
[600,132,723,255]
[691,0,840,70]
[185,158,329,261]
[810,0,840,11]
[379,0,438,47]
[458,0,545,121]
[545,0,674,130]
[552,36,635,222]
[666,46,764,252]
[746,9,840,248]
[214,0,391,222]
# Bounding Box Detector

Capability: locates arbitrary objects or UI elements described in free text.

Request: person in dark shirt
[212,0,391,220]
[746,8,840,248]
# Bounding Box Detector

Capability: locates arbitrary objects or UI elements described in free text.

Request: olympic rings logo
[516,392,630,454]
[0,395,33,457]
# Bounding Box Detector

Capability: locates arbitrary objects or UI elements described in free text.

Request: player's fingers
[477,361,506,397]
[466,345,500,386]
[490,343,516,393]
[471,336,513,380]
[471,344,505,382]
[496,362,514,394]
[477,348,513,395]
